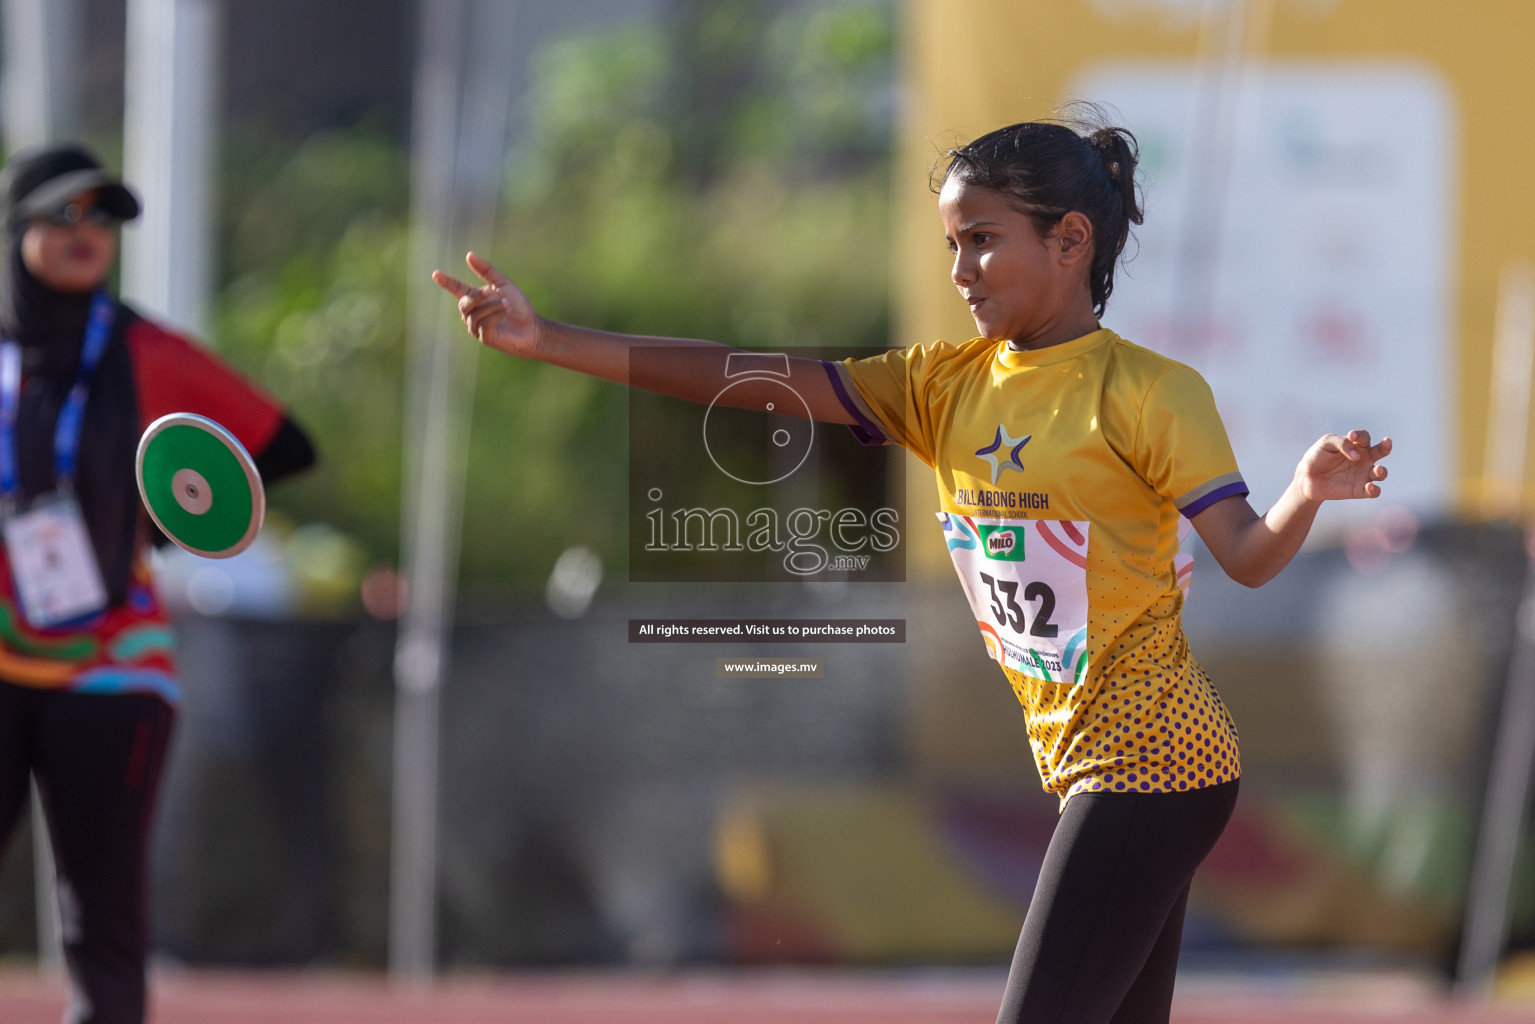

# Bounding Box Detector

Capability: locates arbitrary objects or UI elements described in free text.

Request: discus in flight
[136,413,265,558]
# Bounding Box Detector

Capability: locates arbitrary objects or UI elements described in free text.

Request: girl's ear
[1056,211,1094,266]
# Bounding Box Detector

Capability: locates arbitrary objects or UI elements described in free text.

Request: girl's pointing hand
[432,251,542,358]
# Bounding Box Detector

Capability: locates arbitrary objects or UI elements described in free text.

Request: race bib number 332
[939,513,1090,686]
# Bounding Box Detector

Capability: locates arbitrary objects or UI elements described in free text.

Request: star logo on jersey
[975,425,1031,485]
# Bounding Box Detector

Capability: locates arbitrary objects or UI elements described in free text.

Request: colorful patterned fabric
[0,552,177,701]
[0,312,285,703]
[825,328,1246,804]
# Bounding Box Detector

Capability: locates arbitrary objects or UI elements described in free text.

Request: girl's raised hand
[1294,429,1393,502]
[432,252,540,358]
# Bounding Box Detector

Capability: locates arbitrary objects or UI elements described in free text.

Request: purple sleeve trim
[1178,480,1250,519]
[819,360,888,447]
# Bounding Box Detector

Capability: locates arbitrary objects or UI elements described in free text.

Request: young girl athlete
[435,118,1391,1024]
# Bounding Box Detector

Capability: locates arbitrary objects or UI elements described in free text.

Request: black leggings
[0,682,174,1024]
[997,779,1238,1024]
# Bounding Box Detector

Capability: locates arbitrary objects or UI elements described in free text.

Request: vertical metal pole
[1170,0,1272,346]
[1,0,78,149]
[389,0,516,979]
[1458,263,1535,996]
[1460,582,1535,995]
[121,0,221,337]
[2,0,78,973]
[1481,262,1535,516]
[29,784,61,971]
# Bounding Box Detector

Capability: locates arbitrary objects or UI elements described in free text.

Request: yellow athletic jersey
[822,327,1243,804]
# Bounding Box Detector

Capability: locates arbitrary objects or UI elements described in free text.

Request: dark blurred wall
[70,0,669,145]
[75,0,414,140]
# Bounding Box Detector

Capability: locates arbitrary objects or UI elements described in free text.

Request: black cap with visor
[0,144,140,227]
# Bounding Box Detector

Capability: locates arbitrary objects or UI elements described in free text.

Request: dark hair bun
[1087,126,1143,228]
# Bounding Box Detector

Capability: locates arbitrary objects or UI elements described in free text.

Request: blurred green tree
[211,0,895,594]
[214,125,411,573]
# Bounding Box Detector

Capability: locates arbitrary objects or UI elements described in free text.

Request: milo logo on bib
[979,524,1025,561]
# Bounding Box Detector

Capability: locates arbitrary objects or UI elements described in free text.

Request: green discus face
[136,414,265,558]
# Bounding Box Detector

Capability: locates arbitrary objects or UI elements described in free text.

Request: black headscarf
[0,144,145,606]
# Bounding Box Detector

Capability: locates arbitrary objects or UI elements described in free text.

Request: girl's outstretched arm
[432,252,857,424]
[1190,429,1393,588]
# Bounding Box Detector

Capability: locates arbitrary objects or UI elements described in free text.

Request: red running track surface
[2,969,1534,1024]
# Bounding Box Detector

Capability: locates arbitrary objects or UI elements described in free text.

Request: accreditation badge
[3,494,108,627]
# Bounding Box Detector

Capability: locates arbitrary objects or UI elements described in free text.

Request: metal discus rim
[135,412,265,559]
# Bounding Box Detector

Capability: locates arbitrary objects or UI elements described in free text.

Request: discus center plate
[172,468,212,515]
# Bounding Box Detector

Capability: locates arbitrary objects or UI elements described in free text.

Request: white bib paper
[4,495,108,627]
[939,512,1091,686]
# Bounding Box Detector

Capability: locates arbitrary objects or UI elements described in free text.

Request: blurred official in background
[0,145,313,1024]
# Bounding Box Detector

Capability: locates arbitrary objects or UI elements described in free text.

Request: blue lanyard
[0,291,116,502]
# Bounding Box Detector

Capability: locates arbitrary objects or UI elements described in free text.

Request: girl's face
[939,177,1091,346]
[21,190,118,294]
